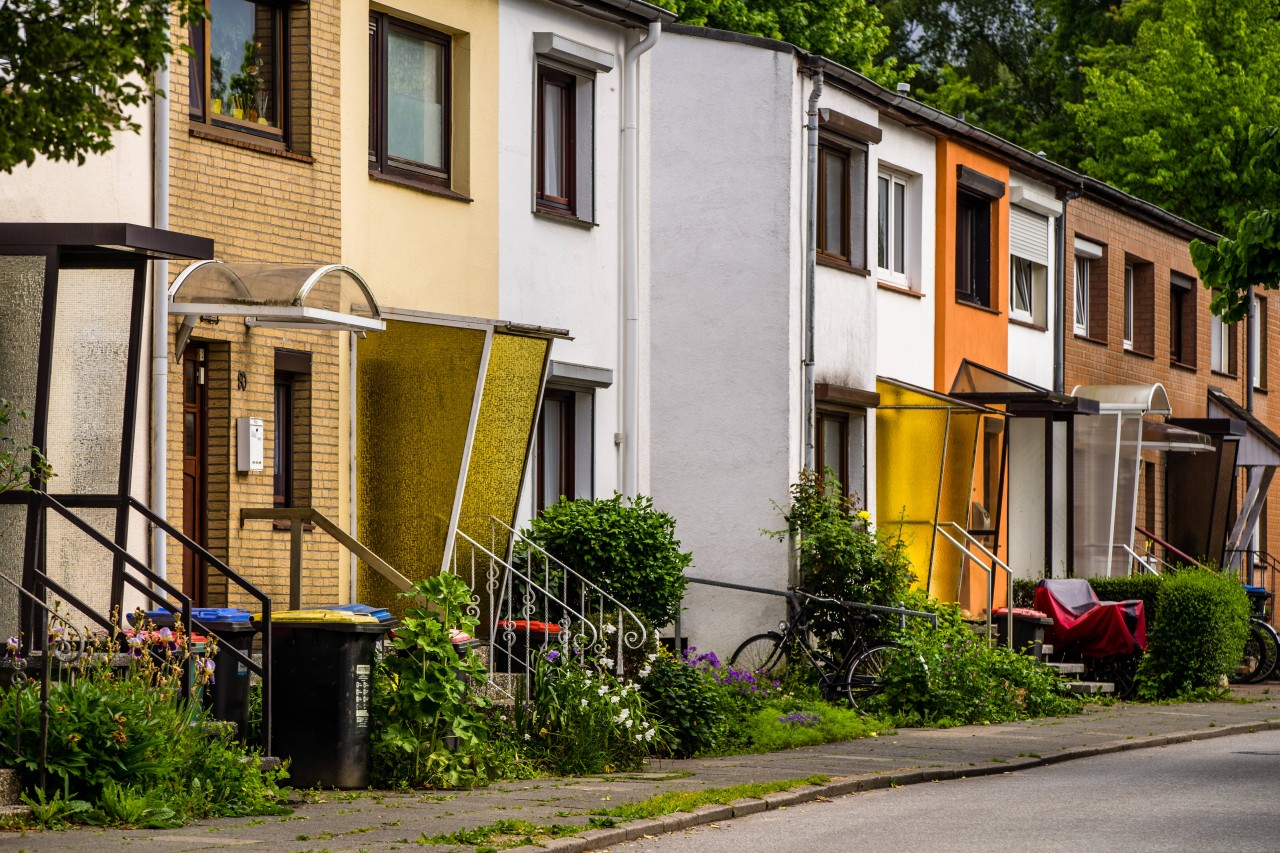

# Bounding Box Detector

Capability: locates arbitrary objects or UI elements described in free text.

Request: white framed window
[1074,238,1104,338]
[1009,205,1050,326]
[1211,313,1236,374]
[1254,294,1268,389]
[1123,263,1135,350]
[877,170,908,285]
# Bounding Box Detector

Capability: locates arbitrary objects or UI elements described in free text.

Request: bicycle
[729,588,900,707]
[1233,586,1280,684]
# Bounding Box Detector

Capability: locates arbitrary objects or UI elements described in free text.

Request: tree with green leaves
[653,0,910,86]
[1191,126,1280,322]
[1073,0,1280,234]
[0,0,207,172]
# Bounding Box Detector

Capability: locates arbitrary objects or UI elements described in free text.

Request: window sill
[876,280,923,299]
[1211,369,1238,380]
[534,207,597,229]
[817,255,870,276]
[189,124,314,163]
[1254,385,1268,395]
[1171,360,1198,373]
[1074,333,1109,347]
[369,170,473,202]
[955,297,1001,316]
[1009,317,1047,332]
[1124,347,1156,361]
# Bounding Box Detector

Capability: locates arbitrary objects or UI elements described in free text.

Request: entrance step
[1039,643,1054,656]
[1045,661,1085,675]
[1065,681,1115,695]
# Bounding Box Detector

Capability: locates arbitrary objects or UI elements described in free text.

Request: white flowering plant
[514,648,660,775]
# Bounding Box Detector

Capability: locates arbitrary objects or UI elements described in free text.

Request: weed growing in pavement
[591,775,832,820]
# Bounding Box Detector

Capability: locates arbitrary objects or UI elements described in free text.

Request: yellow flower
[857,510,872,521]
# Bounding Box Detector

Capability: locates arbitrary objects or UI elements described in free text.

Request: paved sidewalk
[5,686,1280,853]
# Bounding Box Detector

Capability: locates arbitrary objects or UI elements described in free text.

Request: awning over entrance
[876,376,1001,602]
[951,359,1098,415]
[1208,388,1280,567]
[169,260,384,334]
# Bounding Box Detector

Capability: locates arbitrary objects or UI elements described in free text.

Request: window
[1254,295,1268,389]
[1074,238,1106,340]
[1211,313,1238,375]
[877,171,908,283]
[369,13,451,189]
[1074,256,1090,334]
[1170,273,1196,367]
[1123,264,1135,350]
[817,139,867,269]
[1009,206,1050,326]
[536,66,575,213]
[273,349,311,509]
[816,409,867,501]
[536,389,575,512]
[956,190,992,307]
[189,0,289,143]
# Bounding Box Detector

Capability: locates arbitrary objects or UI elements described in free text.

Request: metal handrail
[936,522,1013,646]
[239,506,415,606]
[467,515,649,665]
[451,529,601,699]
[1135,525,1202,569]
[685,575,939,629]
[1122,544,1166,575]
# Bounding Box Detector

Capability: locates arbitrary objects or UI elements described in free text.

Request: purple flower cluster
[680,647,782,697]
[777,711,820,728]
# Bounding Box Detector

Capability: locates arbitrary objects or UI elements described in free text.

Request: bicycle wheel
[731,632,787,676]
[1232,624,1269,683]
[837,643,899,707]
[1257,620,1280,682]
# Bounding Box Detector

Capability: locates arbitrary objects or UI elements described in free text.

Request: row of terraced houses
[3,1,1278,657]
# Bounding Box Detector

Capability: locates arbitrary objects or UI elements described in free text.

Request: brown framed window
[273,349,310,509]
[369,13,451,188]
[273,372,293,507]
[537,66,575,213]
[1212,313,1238,375]
[189,0,289,143]
[1255,294,1269,390]
[1170,272,1197,367]
[816,409,868,500]
[817,139,867,269]
[956,190,992,307]
[536,389,576,512]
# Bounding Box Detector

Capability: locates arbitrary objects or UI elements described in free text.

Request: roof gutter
[543,0,675,27]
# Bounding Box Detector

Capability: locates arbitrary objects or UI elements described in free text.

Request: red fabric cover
[496,619,562,634]
[1033,580,1147,657]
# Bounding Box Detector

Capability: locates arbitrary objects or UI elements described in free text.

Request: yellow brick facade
[164,0,348,608]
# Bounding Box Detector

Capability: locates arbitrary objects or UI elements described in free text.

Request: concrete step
[1040,643,1054,655]
[0,769,19,807]
[1045,661,1086,675]
[1065,681,1115,695]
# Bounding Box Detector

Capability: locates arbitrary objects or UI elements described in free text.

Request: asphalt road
[614,729,1280,853]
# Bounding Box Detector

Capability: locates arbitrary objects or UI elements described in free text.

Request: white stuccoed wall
[497,0,631,522]
[650,32,802,656]
[873,117,936,389]
[1006,171,1059,388]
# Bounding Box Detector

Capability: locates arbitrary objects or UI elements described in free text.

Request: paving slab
[2,688,1278,852]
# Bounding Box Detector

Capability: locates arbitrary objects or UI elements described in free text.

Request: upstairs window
[877,171,908,284]
[956,190,992,307]
[1170,273,1197,367]
[1254,295,1269,390]
[1123,263,1135,350]
[1009,204,1050,326]
[369,13,451,190]
[189,0,290,144]
[1074,256,1091,334]
[536,66,576,213]
[817,138,867,270]
[1074,237,1106,340]
[1211,313,1238,375]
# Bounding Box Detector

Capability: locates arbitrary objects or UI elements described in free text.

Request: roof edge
[662,22,799,54]
[544,0,675,27]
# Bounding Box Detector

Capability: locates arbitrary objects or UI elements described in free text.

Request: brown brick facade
[164,0,345,610]
[1065,193,1280,571]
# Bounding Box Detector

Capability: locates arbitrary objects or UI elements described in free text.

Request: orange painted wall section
[934,141,1011,388]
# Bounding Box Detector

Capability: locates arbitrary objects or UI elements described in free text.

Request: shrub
[371,573,512,789]
[871,594,1080,727]
[515,650,657,775]
[0,628,286,824]
[1088,576,1165,632]
[1136,569,1250,700]
[639,648,730,758]
[771,469,914,644]
[523,495,691,629]
[741,700,892,752]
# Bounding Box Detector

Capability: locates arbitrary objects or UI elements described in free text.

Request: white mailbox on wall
[237,416,264,472]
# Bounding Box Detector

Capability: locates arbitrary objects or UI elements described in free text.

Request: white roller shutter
[1010,206,1050,265]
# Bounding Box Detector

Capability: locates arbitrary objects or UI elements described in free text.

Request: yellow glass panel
[458,333,549,551]
[356,320,485,611]
[935,412,980,601]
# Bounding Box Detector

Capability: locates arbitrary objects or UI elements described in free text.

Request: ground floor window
[816,408,867,502]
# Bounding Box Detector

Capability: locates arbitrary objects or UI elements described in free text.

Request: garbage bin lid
[313,603,395,623]
[263,610,383,625]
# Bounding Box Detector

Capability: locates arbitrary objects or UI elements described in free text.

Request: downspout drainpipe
[621,22,660,496]
[151,57,171,583]
[1053,186,1081,395]
[803,70,823,471]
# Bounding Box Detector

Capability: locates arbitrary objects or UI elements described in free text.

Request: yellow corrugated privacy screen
[256,610,381,625]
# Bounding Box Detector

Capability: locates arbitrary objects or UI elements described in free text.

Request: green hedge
[1137,570,1249,699]
[1088,576,1165,634]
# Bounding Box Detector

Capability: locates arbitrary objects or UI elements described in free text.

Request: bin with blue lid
[259,608,394,789]
[132,607,258,740]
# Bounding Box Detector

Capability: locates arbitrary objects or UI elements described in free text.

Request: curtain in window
[822,150,846,255]
[1013,257,1033,315]
[1074,257,1089,330]
[877,176,889,269]
[542,82,565,198]
[388,31,443,169]
[893,180,906,273]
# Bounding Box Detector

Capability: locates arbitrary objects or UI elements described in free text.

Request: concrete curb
[547,718,1280,852]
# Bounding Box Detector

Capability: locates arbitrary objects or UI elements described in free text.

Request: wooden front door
[182,344,209,606]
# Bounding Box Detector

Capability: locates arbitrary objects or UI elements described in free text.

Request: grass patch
[739,703,893,753]
[591,775,832,821]
[418,817,613,849]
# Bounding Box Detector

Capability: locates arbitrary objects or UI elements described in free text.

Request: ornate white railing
[449,516,648,696]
